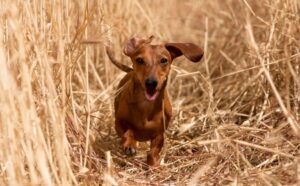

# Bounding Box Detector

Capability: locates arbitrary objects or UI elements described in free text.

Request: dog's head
[123,36,204,101]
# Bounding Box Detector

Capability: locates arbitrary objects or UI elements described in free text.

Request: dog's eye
[160,58,168,65]
[135,58,144,65]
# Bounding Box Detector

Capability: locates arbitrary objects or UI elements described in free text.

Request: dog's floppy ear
[123,36,154,57]
[165,43,204,62]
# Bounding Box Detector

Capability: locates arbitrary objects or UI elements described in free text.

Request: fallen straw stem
[234,139,294,159]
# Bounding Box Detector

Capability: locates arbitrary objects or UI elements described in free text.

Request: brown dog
[106,36,203,166]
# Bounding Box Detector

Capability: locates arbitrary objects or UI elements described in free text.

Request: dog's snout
[145,78,158,90]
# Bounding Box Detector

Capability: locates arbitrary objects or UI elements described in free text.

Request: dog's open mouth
[145,89,159,101]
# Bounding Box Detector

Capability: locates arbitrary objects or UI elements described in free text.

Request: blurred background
[0,0,299,185]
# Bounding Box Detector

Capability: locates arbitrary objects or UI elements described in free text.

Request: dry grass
[0,0,300,185]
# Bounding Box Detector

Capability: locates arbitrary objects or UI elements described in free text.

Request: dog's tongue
[145,90,159,101]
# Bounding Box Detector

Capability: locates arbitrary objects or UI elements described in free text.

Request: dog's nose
[145,78,158,90]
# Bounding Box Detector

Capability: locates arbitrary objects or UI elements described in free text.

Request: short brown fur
[106,36,203,166]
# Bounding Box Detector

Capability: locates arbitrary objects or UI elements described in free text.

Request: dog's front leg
[115,120,137,156]
[122,129,137,156]
[147,134,164,166]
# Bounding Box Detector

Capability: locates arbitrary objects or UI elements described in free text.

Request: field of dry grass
[0,0,300,185]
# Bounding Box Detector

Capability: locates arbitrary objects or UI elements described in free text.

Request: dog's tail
[81,39,133,73]
[106,47,133,73]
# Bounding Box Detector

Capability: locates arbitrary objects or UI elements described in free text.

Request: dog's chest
[130,101,163,129]
[131,113,163,141]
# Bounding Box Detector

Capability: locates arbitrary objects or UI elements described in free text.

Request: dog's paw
[124,146,136,156]
[147,152,160,166]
